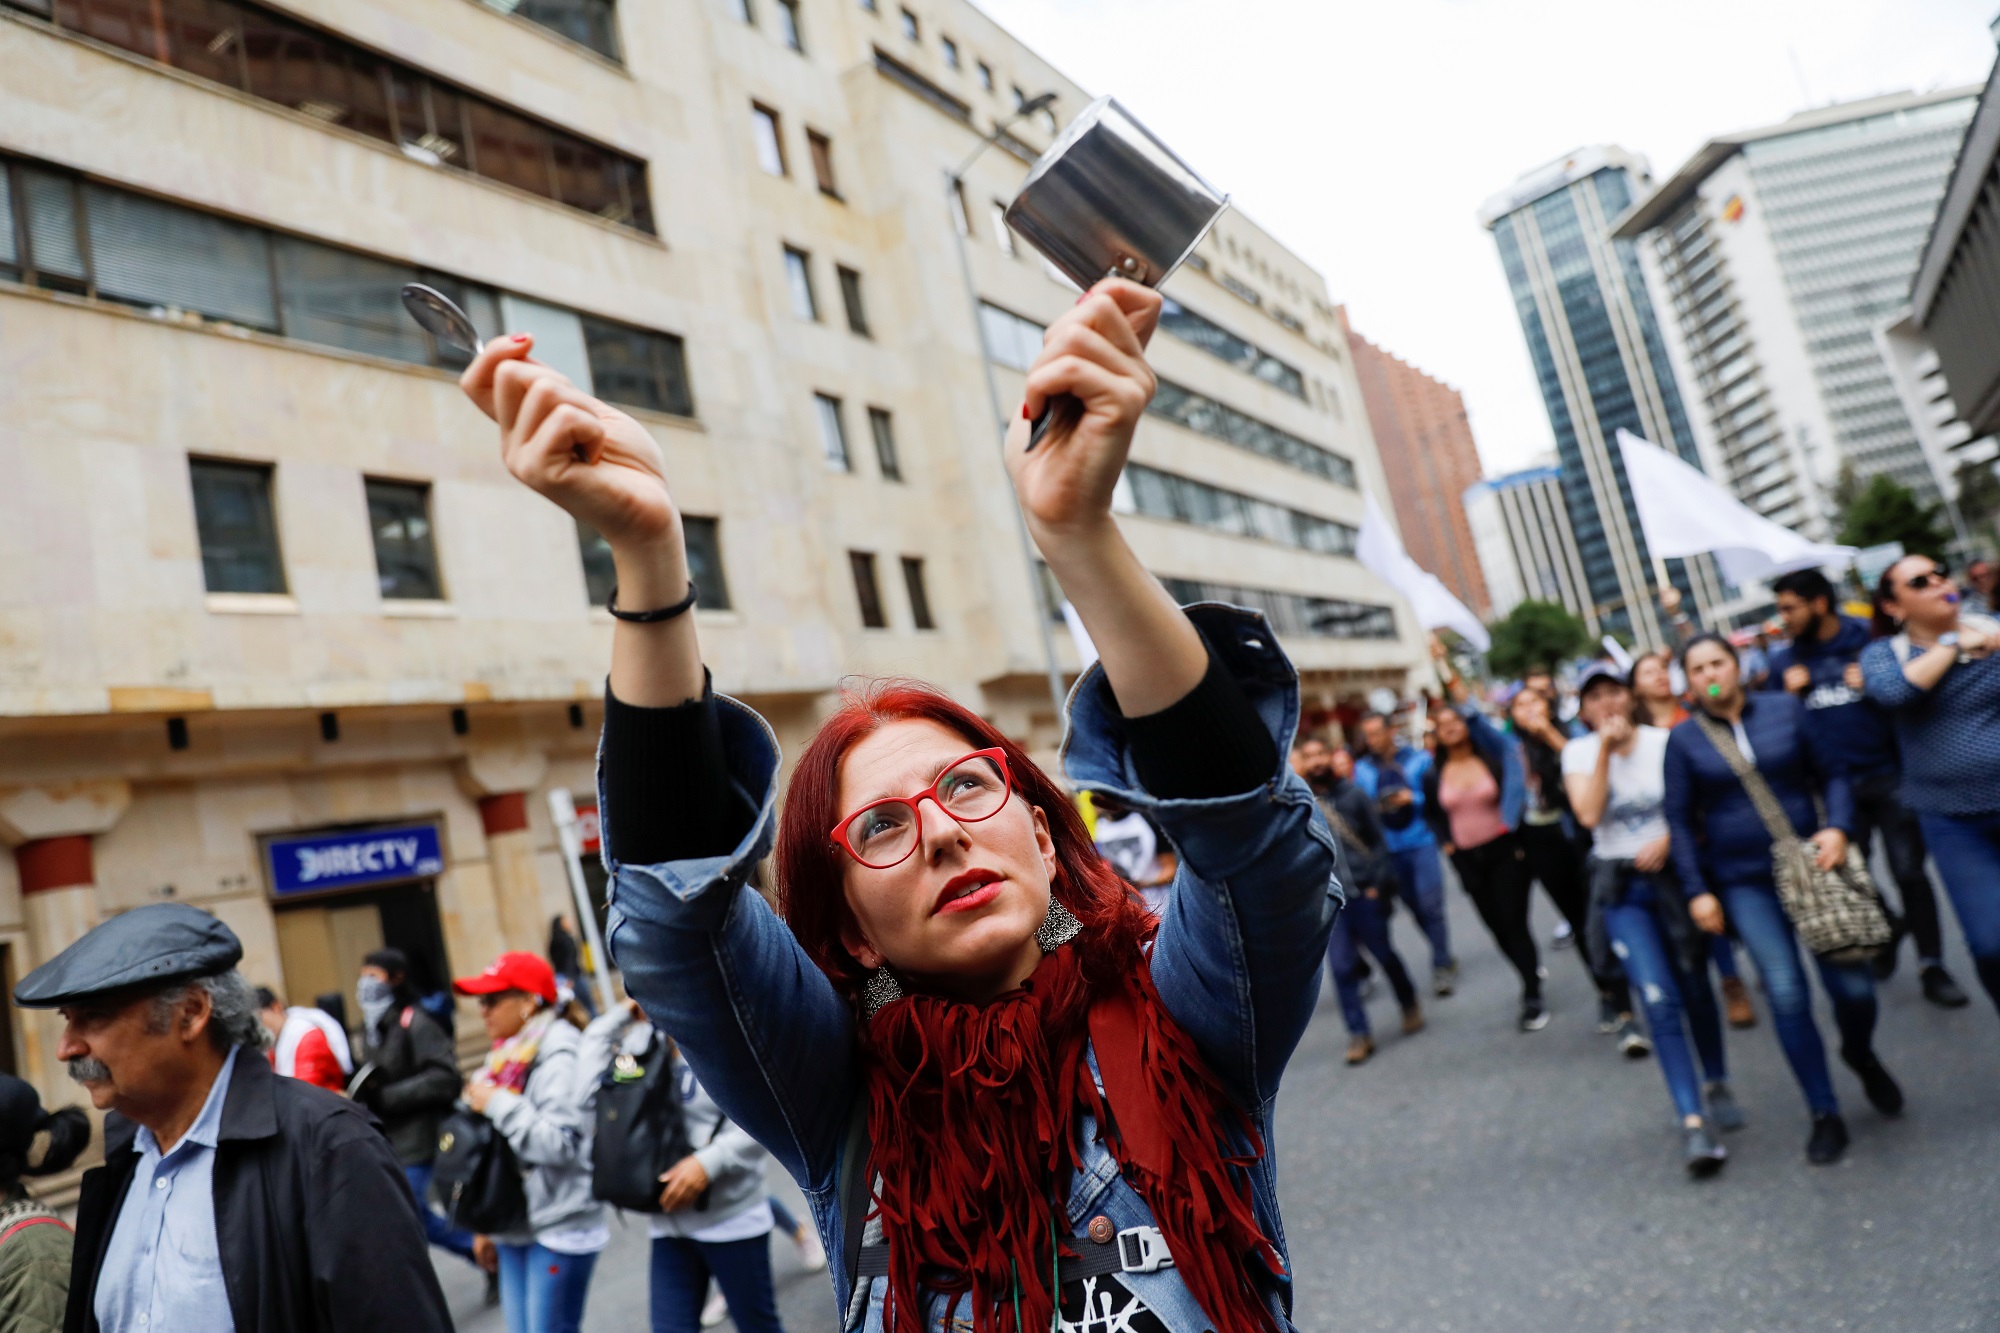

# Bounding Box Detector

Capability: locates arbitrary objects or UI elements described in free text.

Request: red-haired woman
[457,281,1340,1333]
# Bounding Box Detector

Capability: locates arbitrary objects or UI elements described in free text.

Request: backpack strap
[837,1098,872,1298]
[0,1215,70,1246]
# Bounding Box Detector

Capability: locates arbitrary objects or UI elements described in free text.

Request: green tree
[1837,474,1952,554]
[1485,600,1593,679]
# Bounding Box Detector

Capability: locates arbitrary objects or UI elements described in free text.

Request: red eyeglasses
[829,749,1013,869]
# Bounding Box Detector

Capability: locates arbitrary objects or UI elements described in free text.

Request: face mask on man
[357,974,396,1030]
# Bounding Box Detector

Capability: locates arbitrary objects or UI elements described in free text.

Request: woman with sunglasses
[457,279,1337,1333]
[1861,555,2000,1021]
[1664,634,1901,1167]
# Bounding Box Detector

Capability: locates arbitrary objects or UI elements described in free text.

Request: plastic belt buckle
[1116,1226,1172,1274]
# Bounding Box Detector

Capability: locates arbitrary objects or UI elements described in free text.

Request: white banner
[1356,493,1492,652]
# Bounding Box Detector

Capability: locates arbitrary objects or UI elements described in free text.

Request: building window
[682,516,732,610]
[850,551,886,627]
[815,393,850,469]
[1122,463,1357,555]
[1012,85,1028,110]
[1157,296,1306,399]
[900,8,919,40]
[978,302,1046,372]
[859,0,876,9]
[498,0,622,61]
[977,61,994,91]
[901,557,935,629]
[1148,379,1355,487]
[33,0,651,230]
[1155,577,1396,639]
[190,458,286,595]
[784,246,818,320]
[990,201,1017,257]
[949,179,971,237]
[0,154,694,409]
[730,0,754,22]
[774,0,803,50]
[582,316,694,417]
[940,36,959,67]
[365,478,443,600]
[575,517,616,606]
[751,104,787,176]
[837,265,870,336]
[807,130,839,197]
[868,407,902,480]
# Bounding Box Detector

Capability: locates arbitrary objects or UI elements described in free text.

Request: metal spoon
[400,283,482,356]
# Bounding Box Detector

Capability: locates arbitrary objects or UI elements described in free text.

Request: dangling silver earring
[862,966,904,1019]
[1036,898,1082,952]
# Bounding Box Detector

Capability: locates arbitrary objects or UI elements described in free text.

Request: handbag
[591,1033,714,1214]
[430,1107,530,1235]
[1695,714,1892,963]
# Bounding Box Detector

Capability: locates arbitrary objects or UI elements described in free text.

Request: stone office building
[0,0,1422,1104]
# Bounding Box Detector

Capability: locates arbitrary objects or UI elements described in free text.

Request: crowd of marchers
[1270,559,1998,1177]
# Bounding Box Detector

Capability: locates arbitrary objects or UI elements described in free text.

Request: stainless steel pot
[1004,96,1229,293]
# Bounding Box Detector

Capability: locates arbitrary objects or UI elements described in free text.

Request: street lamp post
[947,94,1071,725]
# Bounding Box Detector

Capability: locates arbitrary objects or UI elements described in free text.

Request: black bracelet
[607,582,698,623]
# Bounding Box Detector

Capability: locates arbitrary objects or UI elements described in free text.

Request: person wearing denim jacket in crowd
[1354,714,1459,995]
[1764,568,1968,1008]
[1664,634,1903,1168]
[1419,668,1545,1031]
[1860,553,2000,1025]
[453,280,1341,1333]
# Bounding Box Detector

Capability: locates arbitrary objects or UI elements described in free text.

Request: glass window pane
[989,201,1015,256]
[815,393,849,468]
[190,458,286,594]
[507,0,621,62]
[0,168,15,272]
[808,131,838,196]
[683,516,731,610]
[838,266,868,336]
[575,516,616,606]
[272,235,430,363]
[415,273,502,370]
[868,407,901,480]
[499,293,594,390]
[901,557,933,629]
[752,107,786,176]
[775,0,802,49]
[550,137,634,225]
[83,184,277,328]
[785,248,817,320]
[583,316,693,417]
[22,169,86,284]
[850,551,884,627]
[466,99,551,196]
[365,478,442,600]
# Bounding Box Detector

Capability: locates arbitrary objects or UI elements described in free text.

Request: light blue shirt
[94,1045,241,1333]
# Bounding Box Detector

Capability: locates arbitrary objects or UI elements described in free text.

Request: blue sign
[269,825,444,896]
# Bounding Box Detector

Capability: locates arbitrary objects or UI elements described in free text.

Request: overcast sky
[972,0,1997,474]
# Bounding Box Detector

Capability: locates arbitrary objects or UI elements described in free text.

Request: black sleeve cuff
[1120,635,1280,800]
[601,673,756,865]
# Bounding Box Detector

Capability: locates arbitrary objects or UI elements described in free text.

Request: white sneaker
[795,1226,828,1273]
[700,1287,729,1328]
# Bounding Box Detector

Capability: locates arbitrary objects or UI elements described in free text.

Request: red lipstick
[933,868,1003,916]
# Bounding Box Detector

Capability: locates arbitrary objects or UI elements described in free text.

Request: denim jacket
[599,605,1342,1332]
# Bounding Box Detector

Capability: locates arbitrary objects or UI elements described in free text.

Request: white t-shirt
[1562,726,1671,861]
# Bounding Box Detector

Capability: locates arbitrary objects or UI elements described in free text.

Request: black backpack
[592,1033,713,1213]
[429,1107,529,1235]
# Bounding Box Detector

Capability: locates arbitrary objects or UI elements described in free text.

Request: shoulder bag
[1694,714,1891,963]
[430,1107,529,1235]
[591,1033,712,1214]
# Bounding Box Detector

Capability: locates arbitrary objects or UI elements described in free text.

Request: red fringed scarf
[862,900,1284,1333]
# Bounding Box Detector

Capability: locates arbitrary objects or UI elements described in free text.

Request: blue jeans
[1327,891,1418,1036]
[1603,880,1727,1120]
[1709,933,1741,981]
[1721,882,1878,1116]
[650,1233,787,1333]
[1389,844,1453,969]
[1917,810,2000,1016]
[767,1195,800,1238]
[495,1241,599,1333]
[402,1162,477,1262]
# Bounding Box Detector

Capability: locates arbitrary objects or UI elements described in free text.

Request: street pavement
[438,872,2000,1332]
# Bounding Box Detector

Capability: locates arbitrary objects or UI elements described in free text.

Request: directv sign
[268,825,445,897]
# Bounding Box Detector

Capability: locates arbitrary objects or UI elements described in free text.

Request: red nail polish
[1021,403,1033,420]
[511,333,530,343]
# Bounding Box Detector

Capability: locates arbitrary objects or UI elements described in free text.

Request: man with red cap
[453,950,605,1333]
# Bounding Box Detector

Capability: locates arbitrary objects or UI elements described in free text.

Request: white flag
[1356,493,1492,652]
[1616,430,1853,586]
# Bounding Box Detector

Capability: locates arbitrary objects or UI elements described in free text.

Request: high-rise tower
[1480,147,1725,645]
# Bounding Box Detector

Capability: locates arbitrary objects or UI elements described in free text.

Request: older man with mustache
[13,903,450,1333]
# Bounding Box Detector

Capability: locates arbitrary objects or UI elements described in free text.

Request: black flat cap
[14,904,242,1009]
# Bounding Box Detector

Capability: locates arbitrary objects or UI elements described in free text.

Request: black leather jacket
[358,1002,461,1165]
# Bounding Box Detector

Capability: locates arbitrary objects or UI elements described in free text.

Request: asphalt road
[438,871,2000,1333]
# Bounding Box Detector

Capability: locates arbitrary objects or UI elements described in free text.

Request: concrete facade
[1343,312,1491,619]
[0,0,1421,1106]
[1462,463,1595,630]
